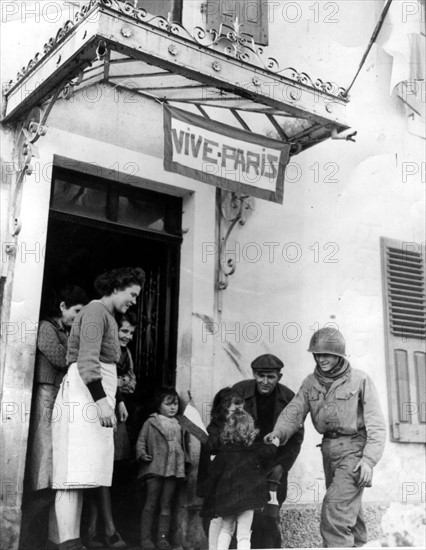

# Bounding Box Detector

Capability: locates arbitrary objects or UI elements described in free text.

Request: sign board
[163,105,290,203]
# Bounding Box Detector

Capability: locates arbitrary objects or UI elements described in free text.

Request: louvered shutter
[381,237,426,443]
[204,0,268,45]
[135,0,182,22]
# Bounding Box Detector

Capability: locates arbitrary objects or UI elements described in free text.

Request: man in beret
[232,354,304,548]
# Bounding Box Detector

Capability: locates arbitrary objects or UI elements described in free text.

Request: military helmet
[308,327,346,358]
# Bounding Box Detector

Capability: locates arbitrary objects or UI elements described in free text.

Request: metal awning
[2,0,350,154]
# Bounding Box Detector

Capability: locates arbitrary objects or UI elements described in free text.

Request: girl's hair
[94,267,145,297]
[117,310,138,328]
[42,285,89,318]
[211,387,244,424]
[221,410,258,447]
[154,387,180,413]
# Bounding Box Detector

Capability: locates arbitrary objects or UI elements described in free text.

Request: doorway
[25,166,183,547]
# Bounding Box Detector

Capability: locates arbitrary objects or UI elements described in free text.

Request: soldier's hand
[264,432,280,444]
[353,459,373,487]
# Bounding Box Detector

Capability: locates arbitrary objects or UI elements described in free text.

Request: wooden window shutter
[204,0,269,46]
[381,237,426,443]
[135,0,182,22]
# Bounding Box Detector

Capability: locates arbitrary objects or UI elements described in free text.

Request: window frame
[381,236,426,443]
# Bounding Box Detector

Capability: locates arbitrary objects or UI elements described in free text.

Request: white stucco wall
[200,2,426,507]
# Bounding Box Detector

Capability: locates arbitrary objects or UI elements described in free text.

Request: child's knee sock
[217,520,235,550]
[237,532,252,549]
[140,509,155,543]
[217,531,233,550]
[157,514,172,549]
[208,517,223,550]
[158,514,171,537]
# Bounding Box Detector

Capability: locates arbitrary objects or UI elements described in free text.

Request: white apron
[52,362,117,488]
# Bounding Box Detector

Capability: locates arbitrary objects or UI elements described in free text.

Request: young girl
[201,410,279,550]
[196,388,244,548]
[136,387,189,550]
[115,310,138,459]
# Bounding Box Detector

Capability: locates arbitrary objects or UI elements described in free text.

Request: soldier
[233,354,304,549]
[265,328,386,548]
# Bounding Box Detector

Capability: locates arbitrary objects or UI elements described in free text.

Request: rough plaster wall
[204,2,425,512]
[280,503,388,548]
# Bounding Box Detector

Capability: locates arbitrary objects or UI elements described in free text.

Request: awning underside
[81,51,315,144]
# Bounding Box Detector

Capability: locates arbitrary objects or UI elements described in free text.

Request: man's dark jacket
[232,379,304,503]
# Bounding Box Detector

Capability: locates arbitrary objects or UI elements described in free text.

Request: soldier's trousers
[320,434,368,548]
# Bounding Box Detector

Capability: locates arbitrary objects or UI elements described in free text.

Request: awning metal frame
[2,0,350,152]
[1,0,354,294]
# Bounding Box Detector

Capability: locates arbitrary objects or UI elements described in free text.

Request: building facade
[1,1,425,548]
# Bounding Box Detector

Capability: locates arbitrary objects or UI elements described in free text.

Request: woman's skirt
[26,383,59,491]
[114,422,131,461]
[52,362,117,489]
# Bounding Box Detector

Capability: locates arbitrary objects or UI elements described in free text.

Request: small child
[136,387,188,550]
[201,410,279,549]
[114,311,137,461]
[196,388,245,549]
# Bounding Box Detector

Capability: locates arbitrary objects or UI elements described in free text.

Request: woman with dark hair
[52,267,144,550]
[85,311,139,548]
[21,285,89,549]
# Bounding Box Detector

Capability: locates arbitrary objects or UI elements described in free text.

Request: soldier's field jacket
[273,367,386,467]
[233,379,304,473]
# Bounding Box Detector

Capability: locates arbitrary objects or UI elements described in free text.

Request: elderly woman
[52,267,145,550]
[21,285,88,549]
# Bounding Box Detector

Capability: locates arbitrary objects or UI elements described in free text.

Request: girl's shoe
[156,535,172,550]
[104,531,127,548]
[140,538,156,550]
[86,533,104,548]
[59,539,88,550]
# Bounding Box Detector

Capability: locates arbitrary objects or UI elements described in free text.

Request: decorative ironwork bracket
[218,190,255,291]
[7,68,85,242]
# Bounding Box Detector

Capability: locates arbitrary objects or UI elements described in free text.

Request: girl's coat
[196,418,222,498]
[136,413,190,479]
[200,442,276,518]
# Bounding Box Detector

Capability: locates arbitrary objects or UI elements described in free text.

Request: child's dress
[200,442,276,519]
[136,413,187,479]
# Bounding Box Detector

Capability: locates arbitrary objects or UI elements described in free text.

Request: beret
[251,354,284,372]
